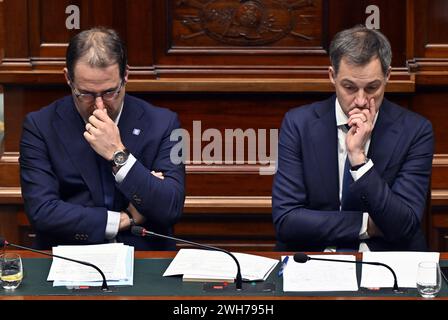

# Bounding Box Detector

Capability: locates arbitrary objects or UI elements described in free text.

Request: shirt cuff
[359,212,370,240]
[105,210,120,240]
[114,153,137,183]
[350,158,373,181]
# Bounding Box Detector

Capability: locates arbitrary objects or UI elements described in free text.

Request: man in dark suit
[272,25,434,252]
[19,28,185,250]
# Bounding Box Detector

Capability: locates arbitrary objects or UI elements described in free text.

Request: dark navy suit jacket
[272,95,434,251]
[19,94,185,250]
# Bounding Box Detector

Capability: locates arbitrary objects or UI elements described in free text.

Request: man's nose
[94,96,105,110]
[354,89,368,107]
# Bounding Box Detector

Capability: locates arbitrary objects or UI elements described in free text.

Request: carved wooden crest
[176,0,317,46]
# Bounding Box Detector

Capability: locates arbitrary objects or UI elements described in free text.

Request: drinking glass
[416,261,441,298]
[0,253,23,290]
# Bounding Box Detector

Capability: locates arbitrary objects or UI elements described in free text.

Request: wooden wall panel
[412,91,448,154]
[125,0,155,70]
[409,0,448,85]
[328,0,407,67]
[2,0,29,60]
[0,0,447,251]
[414,0,448,58]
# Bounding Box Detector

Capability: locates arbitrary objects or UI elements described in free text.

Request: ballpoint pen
[278,256,289,277]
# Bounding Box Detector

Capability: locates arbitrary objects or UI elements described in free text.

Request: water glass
[0,253,23,290]
[416,261,441,298]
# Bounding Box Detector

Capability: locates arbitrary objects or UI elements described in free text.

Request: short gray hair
[329,25,392,76]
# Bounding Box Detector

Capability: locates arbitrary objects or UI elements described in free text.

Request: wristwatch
[111,148,129,169]
[124,208,136,228]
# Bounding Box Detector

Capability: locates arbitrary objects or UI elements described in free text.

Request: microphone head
[0,237,8,248]
[131,226,145,236]
[293,252,310,263]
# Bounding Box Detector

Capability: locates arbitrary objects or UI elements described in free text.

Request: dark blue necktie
[341,124,353,210]
[341,155,353,210]
[97,156,115,210]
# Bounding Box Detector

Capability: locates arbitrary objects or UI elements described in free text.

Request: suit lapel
[368,100,402,174]
[113,96,147,210]
[117,95,146,155]
[309,97,340,207]
[54,98,104,206]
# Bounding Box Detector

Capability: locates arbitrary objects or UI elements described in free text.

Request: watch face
[114,150,128,166]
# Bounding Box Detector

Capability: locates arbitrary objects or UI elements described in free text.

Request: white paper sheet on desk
[47,243,130,282]
[52,245,134,287]
[163,249,278,282]
[361,251,440,288]
[282,255,358,292]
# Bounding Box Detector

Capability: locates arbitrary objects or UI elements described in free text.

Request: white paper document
[282,254,358,292]
[361,251,440,288]
[47,243,134,287]
[163,249,278,282]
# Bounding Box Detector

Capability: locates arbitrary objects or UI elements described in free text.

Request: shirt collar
[114,100,124,125]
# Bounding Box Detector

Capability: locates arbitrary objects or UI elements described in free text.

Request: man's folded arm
[350,119,434,242]
[116,113,185,229]
[20,115,109,243]
[272,113,363,247]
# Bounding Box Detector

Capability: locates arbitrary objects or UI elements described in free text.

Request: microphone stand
[5,242,110,291]
[134,227,242,290]
[132,226,276,292]
[300,254,404,293]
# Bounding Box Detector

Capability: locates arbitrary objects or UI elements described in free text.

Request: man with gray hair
[272,25,434,252]
[19,27,185,250]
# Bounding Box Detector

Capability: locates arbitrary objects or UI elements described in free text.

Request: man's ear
[63,68,71,85]
[124,65,130,83]
[385,66,391,82]
[328,66,336,85]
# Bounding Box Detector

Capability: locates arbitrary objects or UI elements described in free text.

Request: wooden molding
[2,186,448,208]
[433,154,448,167]
[431,189,448,206]
[0,69,415,92]
[407,58,448,85]
[0,187,272,212]
[184,196,271,214]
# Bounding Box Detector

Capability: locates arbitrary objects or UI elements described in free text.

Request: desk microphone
[294,252,401,292]
[131,226,243,290]
[0,236,109,291]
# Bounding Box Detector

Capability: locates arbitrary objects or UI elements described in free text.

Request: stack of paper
[282,254,358,292]
[361,251,440,288]
[163,249,278,282]
[47,243,134,287]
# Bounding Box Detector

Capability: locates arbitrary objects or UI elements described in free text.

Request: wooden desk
[1,251,447,301]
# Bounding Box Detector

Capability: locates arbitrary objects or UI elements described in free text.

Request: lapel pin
[132,128,141,136]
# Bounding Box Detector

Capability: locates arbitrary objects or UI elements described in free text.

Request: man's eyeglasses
[69,80,124,103]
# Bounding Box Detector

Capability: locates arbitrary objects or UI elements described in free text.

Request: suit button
[132,194,142,205]
[75,234,80,240]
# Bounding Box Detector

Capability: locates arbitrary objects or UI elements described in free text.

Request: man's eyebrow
[340,79,355,85]
[78,85,118,94]
[340,79,382,86]
[366,80,382,86]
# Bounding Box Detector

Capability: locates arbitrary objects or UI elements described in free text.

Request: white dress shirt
[99,103,137,240]
[328,98,379,252]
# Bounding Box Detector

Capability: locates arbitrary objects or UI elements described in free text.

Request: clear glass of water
[416,261,441,298]
[0,253,23,290]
